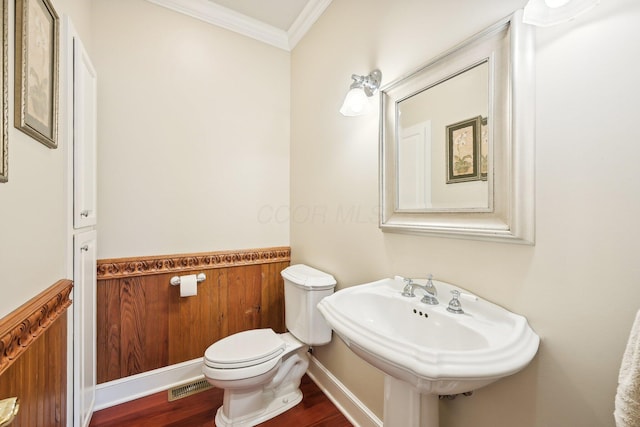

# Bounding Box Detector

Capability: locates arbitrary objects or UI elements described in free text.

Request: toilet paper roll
[179,274,198,297]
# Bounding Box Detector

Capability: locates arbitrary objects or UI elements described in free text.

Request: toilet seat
[203,329,286,381]
[205,328,285,368]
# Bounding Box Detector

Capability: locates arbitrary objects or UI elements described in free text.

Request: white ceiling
[208,0,310,31]
[146,0,332,51]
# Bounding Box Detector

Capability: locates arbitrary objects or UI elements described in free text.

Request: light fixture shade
[523,0,600,26]
[340,87,372,116]
[339,69,382,116]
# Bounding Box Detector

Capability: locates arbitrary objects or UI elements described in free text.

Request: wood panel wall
[96,247,290,384]
[0,279,73,427]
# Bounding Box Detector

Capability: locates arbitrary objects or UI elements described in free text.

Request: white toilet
[202,264,336,427]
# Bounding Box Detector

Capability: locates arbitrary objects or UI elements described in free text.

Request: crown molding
[145,0,331,51]
[287,0,332,49]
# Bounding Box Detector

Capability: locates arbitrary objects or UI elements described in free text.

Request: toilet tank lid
[281,264,336,290]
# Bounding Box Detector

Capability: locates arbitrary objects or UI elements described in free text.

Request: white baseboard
[94,354,383,427]
[306,355,383,427]
[94,358,205,411]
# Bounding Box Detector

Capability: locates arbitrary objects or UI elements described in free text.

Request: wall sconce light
[523,0,600,26]
[339,69,382,116]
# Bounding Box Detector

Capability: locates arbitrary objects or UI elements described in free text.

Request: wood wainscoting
[96,247,290,384]
[0,279,73,427]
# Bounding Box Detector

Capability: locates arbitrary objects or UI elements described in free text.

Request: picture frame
[0,0,7,182]
[480,116,488,180]
[14,0,59,149]
[446,116,481,184]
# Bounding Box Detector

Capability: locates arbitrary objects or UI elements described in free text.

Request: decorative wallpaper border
[97,246,291,280]
[0,279,73,376]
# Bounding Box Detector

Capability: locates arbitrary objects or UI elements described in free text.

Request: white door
[66,17,98,427]
[72,33,97,229]
[74,230,97,427]
[398,121,432,209]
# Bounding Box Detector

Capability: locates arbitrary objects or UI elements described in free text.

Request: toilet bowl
[203,330,308,426]
[202,264,336,427]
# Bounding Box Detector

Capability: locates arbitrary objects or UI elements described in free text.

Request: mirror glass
[379,11,535,244]
[397,61,489,211]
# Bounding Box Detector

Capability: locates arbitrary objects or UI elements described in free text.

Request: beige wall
[0,0,91,318]
[91,0,290,259]
[291,0,640,426]
[3,0,638,425]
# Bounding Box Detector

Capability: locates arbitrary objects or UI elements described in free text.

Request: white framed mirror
[379,10,535,244]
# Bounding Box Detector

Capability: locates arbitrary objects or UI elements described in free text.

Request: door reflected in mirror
[397,61,489,211]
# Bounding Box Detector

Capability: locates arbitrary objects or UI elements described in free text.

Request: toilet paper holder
[170,273,206,286]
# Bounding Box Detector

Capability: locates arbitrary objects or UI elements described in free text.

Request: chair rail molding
[97,246,291,279]
[0,279,73,375]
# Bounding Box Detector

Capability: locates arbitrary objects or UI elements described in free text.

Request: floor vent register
[168,378,213,401]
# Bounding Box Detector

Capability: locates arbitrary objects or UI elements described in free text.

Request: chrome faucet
[401,275,439,305]
[446,290,464,314]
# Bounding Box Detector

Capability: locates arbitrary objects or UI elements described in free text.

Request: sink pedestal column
[383,376,438,427]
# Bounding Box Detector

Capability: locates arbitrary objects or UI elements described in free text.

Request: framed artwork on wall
[14,0,59,149]
[480,116,488,180]
[0,0,7,182]
[446,116,481,184]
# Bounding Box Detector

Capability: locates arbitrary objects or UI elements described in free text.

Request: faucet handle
[425,274,436,296]
[401,278,415,297]
[447,290,464,314]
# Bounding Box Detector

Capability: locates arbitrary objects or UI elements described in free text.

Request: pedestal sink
[317,277,539,426]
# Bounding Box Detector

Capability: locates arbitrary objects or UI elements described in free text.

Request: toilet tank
[281,264,336,346]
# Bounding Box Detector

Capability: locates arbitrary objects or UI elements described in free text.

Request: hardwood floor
[89,375,353,427]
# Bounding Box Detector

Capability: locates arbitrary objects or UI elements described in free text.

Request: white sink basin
[317,277,539,396]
